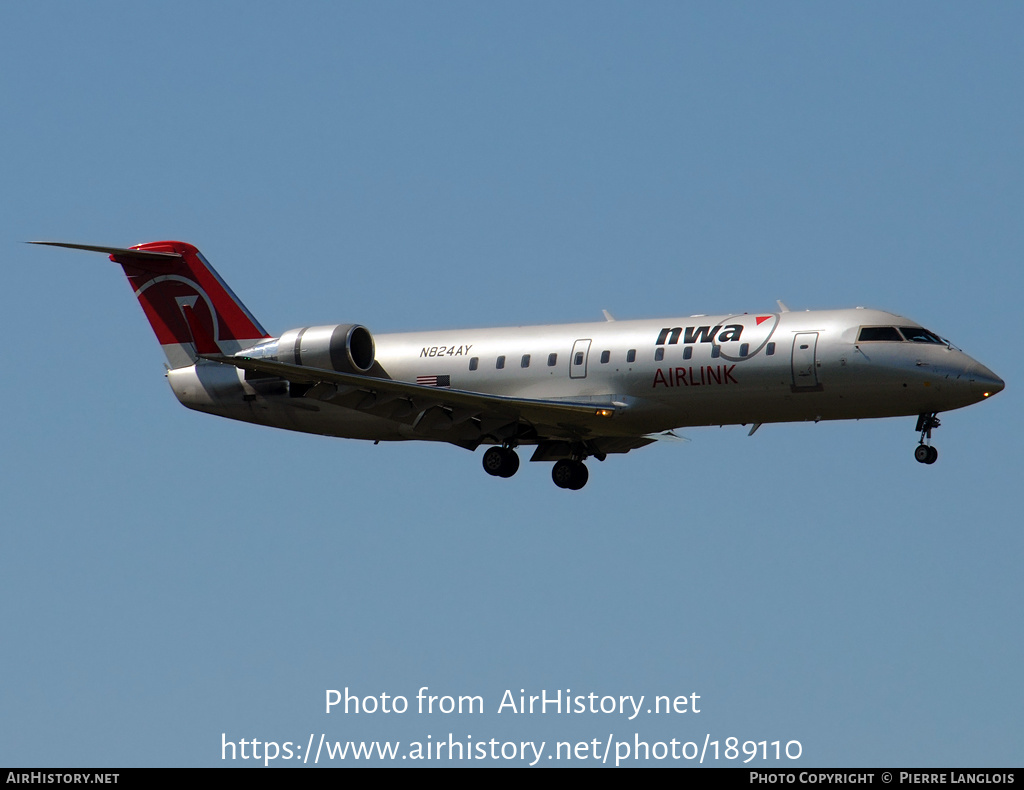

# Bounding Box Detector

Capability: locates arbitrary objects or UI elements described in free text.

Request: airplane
[32,240,1004,489]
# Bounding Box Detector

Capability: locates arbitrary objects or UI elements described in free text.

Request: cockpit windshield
[857,326,903,342]
[898,327,943,344]
[857,325,948,345]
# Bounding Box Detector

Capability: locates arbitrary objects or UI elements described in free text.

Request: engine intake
[276,324,375,373]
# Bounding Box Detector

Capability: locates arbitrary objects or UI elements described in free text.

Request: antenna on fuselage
[776,300,791,312]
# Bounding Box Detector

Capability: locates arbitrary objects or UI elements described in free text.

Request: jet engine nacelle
[276,323,375,373]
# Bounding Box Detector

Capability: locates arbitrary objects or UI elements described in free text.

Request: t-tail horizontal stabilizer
[29,240,270,368]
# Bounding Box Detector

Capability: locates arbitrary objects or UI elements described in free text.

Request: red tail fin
[32,240,270,368]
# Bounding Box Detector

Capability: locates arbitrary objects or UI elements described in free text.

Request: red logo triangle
[756,315,772,325]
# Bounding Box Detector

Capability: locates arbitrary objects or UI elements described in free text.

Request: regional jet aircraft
[33,241,1004,489]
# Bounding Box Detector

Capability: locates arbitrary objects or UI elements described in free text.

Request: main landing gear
[551,459,589,490]
[481,445,591,489]
[482,445,520,478]
[914,412,940,465]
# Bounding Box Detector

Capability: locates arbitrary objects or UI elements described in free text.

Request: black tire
[552,459,575,488]
[914,445,931,464]
[483,447,507,476]
[499,449,520,478]
[552,459,588,489]
[568,462,589,490]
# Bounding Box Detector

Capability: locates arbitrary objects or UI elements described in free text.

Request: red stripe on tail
[112,241,270,351]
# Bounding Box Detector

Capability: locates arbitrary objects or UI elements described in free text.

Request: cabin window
[469,357,478,371]
[766,342,775,356]
[626,349,636,363]
[496,355,505,370]
[711,345,720,359]
[600,350,610,363]
[654,347,664,361]
[521,354,531,368]
[574,352,584,366]
[739,343,749,357]
[858,326,903,342]
[683,346,692,360]
[548,353,558,366]
[899,327,943,344]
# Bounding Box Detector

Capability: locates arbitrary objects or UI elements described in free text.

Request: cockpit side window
[857,326,903,342]
[899,327,943,344]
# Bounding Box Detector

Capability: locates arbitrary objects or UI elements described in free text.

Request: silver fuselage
[168,307,1003,446]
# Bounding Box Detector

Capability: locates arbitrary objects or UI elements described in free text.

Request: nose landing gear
[914,413,940,465]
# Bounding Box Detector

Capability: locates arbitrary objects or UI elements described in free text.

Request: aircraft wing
[201,354,631,446]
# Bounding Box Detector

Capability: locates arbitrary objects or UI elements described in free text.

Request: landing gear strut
[914,413,940,465]
[482,446,520,478]
[552,459,589,490]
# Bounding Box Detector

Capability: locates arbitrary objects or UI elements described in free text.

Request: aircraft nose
[968,361,1004,399]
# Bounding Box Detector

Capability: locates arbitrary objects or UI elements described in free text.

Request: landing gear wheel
[568,462,588,489]
[551,460,573,488]
[552,459,588,490]
[482,447,519,478]
[499,449,520,477]
[914,445,938,465]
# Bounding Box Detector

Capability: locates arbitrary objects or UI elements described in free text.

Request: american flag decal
[416,374,451,388]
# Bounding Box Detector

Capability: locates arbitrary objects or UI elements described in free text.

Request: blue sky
[2,2,1021,767]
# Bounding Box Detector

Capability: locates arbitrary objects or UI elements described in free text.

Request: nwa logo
[656,325,743,345]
